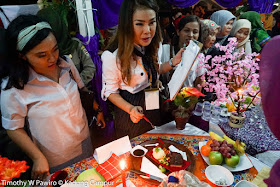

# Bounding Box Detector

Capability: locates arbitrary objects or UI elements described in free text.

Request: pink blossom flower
[198,37,260,115]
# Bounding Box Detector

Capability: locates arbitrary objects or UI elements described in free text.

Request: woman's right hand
[32,155,50,180]
[129,106,144,123]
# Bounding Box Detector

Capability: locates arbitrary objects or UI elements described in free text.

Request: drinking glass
[202,101,211,121]
[193,102,203,116]
[209,106,221,125]
[219,108,229,123]
[251,105,265,129]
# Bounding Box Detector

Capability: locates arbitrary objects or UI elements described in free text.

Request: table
[58,122,262,187]
[218,110,280,155]
[188,107,280,156]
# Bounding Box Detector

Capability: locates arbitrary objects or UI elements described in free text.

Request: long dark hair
[0,15,52,90]
[106,0,162,85]
[172,15,202,54]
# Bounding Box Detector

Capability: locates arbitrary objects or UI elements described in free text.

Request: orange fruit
[206,140,213,146]
[201,145,211,157]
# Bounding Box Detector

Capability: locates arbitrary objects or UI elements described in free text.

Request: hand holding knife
[136,108,155,129]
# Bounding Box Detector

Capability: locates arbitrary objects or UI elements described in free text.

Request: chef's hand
[129,106,144,123]
[156,80,164,91]
[32,155,50,181]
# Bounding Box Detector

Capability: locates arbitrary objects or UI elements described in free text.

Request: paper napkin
[169,145,188,161]
[93,136,132,164]
[95,153,122,181]
[140,157,167,180]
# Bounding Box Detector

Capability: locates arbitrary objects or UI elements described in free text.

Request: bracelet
[95,106,103,113]
[169,58,175,68]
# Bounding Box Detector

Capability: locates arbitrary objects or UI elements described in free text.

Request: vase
[173,106,191,130]
[174,115,190,130]
[228,113,246,128]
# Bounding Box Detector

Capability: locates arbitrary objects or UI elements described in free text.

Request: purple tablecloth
[219,110,280,155]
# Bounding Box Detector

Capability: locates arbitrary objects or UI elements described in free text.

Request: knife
[143,116,155,129]
[129,169,164,182]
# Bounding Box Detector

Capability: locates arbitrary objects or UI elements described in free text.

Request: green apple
[209,151,223,165]
[225,154,239,167]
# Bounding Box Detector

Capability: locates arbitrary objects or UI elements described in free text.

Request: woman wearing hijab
[230,19,252,56]
[240,11,271,53]
[208,10,236,56]
[200,19,220,55]
[260,36,280,187]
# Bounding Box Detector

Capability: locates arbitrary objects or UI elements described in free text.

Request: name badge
[144,88,159,110]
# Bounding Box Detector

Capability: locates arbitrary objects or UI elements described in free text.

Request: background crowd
[0,0,280,184]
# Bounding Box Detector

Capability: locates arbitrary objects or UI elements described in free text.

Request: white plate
[234,180,258,187]
[199,142,253,172]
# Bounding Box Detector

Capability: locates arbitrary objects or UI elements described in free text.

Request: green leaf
[155,147,161,153]
[244,97,251,104]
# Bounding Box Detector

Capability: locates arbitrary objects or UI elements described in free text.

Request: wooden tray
[127,139,196,185]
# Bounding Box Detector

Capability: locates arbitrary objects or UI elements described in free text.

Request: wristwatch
[169,58,175,68]
[95,106,103,113]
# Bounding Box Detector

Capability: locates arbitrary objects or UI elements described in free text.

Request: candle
[238,89,243,95]
[120,160,127,187]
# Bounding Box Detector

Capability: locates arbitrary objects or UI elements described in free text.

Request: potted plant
[198,37,261,128]
[172,87,205,130]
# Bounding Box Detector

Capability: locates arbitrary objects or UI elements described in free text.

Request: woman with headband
[0,15,104,179]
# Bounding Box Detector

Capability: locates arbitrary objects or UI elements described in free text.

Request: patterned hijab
[210,10,236,39]
[230,19,251,48]
[200,19,220,47]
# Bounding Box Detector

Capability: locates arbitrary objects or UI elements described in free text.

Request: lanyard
[136,59,152,85]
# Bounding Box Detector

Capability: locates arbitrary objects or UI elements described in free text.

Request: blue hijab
[210,10,236,39]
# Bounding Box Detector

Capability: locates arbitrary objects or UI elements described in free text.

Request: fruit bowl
[205,165,234,186]
[199,142,253,172]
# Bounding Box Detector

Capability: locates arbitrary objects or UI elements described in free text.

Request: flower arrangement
[0,156,29,186]
[198,37,260,116]
[173,87,206,118]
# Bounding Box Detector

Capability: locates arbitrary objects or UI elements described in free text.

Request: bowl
[130,145,148,157]
[50,170,68,182]
[234,180,258,187]
[205,165,234,186]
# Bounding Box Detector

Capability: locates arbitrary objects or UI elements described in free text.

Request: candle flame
[238,89,243,95]
[120,160,126,170]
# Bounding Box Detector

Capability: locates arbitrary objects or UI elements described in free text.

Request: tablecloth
[219,110,280,155]
[61,133,258,187]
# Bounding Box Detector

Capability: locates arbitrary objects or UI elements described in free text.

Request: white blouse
[1,58,89,168]
[101,49,153,101]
